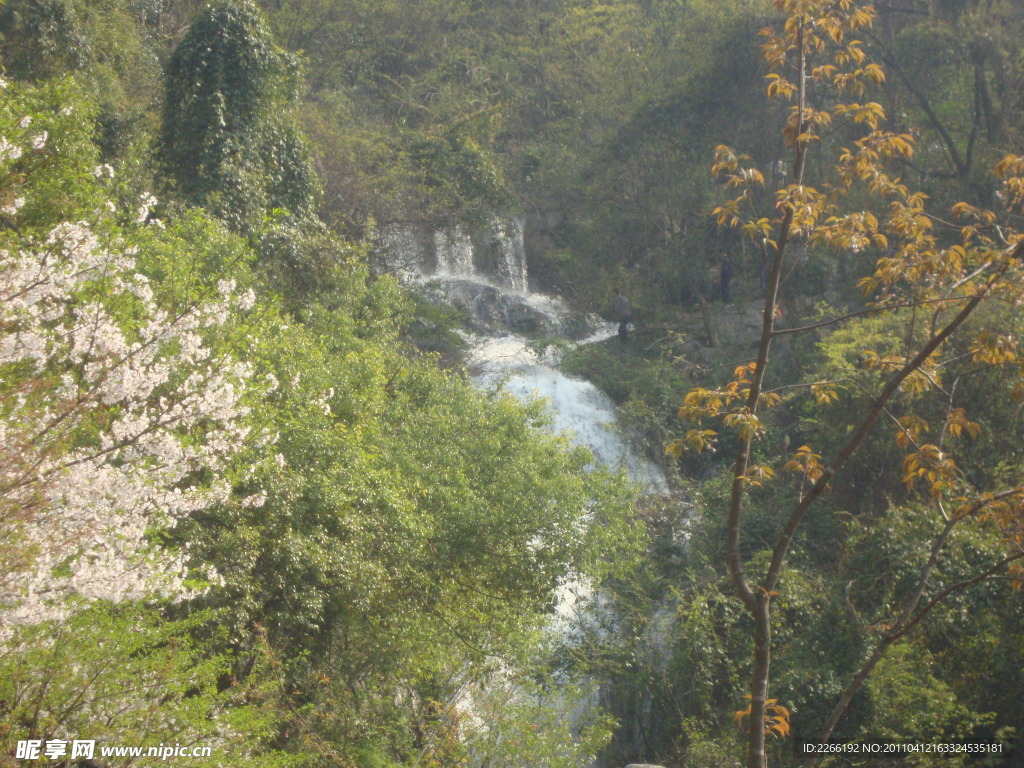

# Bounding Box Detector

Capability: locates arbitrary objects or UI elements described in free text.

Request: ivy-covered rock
[161,0,317,230]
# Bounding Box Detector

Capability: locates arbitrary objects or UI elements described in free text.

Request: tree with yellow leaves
[669,1,1024,766]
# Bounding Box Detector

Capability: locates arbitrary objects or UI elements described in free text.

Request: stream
[380,218,670,766]
[380,217,667,493]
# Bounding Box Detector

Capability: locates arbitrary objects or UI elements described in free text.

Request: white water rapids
[467,333,668,493]
[380,217,667,491]
[382,219,670,765]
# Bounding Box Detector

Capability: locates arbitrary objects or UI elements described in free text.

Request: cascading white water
[379,216,665,489]
[488,217,529,293]
[466,331,668,768]
[434,225,475,276]
[385,217,529,294]
[469,335,667,492]
[389,217,668,767]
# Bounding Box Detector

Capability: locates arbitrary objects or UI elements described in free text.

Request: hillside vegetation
[2,0,1023,766]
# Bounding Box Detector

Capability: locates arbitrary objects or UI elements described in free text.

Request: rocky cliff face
[376,217,597,338]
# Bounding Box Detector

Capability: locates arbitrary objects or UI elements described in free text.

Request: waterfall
[379,217,528,292]
[398,216,670,768]
[488,217,528,293]
[376,216,665,486]
[469,335,667,492]
[376,216,664,489]
[434,225,474,277]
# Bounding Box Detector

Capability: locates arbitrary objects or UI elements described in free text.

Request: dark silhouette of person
[719,253,734,303]
[611,288,632,341]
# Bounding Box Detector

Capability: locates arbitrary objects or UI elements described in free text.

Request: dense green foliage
[162,0,317,229]
[0,23,636,768]
[3,0,1024,766]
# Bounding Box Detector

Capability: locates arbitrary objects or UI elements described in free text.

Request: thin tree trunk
[807,515,956,762]
[750,595,772,768]
[736,22,810,768]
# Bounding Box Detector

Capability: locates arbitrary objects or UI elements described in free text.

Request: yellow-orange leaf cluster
[734,695,792,739]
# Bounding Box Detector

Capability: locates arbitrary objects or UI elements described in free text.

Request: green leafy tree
[0,0,91,81]
[0,605,292,767]
[0,77,299,765]
[161,0,317,230]
[177,278,641,763]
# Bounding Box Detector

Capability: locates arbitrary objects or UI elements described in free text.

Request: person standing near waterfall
[611,288,632,342]
[719,252,734,303]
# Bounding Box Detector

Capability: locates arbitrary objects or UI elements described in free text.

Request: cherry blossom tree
[1,77,260,629]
